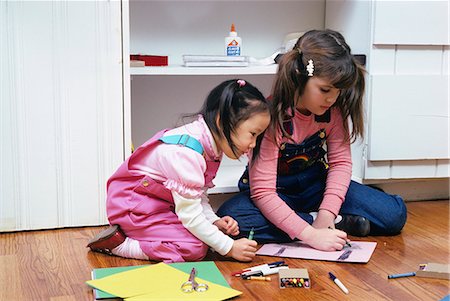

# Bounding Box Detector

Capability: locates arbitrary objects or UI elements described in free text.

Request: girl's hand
[312,209,336,229]
[300,225,348,251]
[213,216,239,236]
[226,238,257,262]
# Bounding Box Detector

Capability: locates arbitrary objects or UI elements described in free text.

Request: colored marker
[328,226,352,247]
[329,272,349,294]
[241,270,263,279]
[232,261,286,276]
[387,272,416,279]
[267,261,285,268]
[240,266,288,278]
[248,227,255,240]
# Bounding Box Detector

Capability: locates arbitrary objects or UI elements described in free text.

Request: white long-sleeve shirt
[172,191,233,255]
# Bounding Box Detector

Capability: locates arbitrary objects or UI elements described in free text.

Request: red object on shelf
[130,54,168,66]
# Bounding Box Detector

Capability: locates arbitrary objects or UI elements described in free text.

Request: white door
[1,1,124,231]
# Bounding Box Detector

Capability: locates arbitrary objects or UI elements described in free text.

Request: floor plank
[0,200,449,301]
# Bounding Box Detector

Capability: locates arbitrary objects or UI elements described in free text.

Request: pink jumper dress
[106,126,220,263]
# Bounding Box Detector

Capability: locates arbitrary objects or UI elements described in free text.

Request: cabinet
[124,0,449,191]
[122,0,326,193]
[325,0,450,181]
[2,0,447,232]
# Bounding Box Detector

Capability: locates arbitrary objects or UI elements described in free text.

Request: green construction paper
[92,261,229,300]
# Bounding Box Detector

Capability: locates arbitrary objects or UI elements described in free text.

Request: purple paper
[256,241,377,263]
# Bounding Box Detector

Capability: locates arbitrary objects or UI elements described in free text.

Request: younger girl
[218,30,407,252]
[87,79,270,262]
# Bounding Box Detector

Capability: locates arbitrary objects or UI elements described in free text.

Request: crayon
[246,276,271,281]
[387,272,416,279]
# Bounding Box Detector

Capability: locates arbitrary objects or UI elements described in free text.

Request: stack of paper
[183,55,249,67]
[87,261,241,301]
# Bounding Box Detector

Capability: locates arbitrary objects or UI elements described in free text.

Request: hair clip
[237,79,246,87]
[329,33,347,51]
[306,59,314,76]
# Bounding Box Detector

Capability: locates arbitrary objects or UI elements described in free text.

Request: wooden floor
[1,200,449,301]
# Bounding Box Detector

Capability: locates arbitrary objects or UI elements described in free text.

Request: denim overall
[238,125,328,195]
[217,118,407,242]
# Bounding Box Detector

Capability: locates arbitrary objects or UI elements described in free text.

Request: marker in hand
[248,227,255,240]
[328,226,352,247]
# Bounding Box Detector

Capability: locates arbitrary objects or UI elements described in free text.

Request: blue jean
[217,162,407,242]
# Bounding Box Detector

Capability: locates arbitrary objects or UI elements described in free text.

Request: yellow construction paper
[126,293,237,301]
[86,263,241,301]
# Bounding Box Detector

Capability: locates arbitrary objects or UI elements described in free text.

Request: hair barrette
[306,59,314,77]
[329,33,347,52]
[237,79,246,87]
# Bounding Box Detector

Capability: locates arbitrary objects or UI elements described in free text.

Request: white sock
[310,212,343,224]
[112,237,149,260]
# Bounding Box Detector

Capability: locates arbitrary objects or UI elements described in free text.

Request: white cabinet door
[373,0,450,45]
[369,75,449,161]
[1,1,124,231]
[326,0,450,180]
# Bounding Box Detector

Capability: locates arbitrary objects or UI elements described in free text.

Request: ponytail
[270,50,307,143]
[336,61,365,143]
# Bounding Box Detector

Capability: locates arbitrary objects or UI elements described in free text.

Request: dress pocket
[130,176,174,215]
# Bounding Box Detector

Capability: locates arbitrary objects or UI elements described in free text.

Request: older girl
[218,30,407,251]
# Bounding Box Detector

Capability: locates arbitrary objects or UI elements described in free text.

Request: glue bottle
[225,23,242,56]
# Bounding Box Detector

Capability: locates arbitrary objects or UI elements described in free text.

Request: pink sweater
[249,107,352,240]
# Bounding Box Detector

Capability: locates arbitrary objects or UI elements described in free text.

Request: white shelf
[125,0,314,194]
[208,164,247,194]
[130,64,278,76]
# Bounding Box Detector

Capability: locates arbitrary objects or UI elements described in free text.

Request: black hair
[196,79,270,160]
